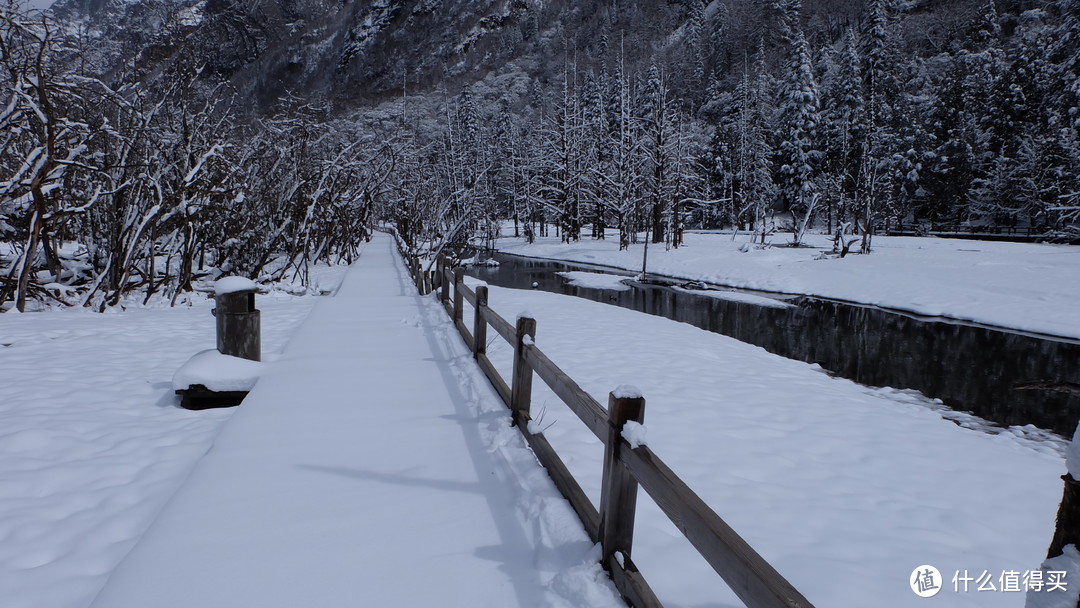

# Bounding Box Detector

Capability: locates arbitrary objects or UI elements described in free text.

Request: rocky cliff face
[50,0,990,114]
[52,0,547,108]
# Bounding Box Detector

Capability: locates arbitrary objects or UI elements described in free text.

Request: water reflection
[468,254,1080,436]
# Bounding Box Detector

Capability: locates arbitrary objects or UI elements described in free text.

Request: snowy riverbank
[462,275,1065,607]
[496,230,1080,340]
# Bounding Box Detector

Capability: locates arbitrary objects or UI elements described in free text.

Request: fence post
[1047,474,1080,558]
[441,260,451,305]
[453,268,465,324]
[473,285,488,360]
[510,316,536,427]
[599,391,646,567]
[411,256,421,292]
[434,256,444,291]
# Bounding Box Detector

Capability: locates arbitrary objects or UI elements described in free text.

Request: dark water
[467,254,1080,437]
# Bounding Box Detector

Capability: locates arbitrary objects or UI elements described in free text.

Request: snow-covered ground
[497,230,1080,340]
[462,275,1066,607]
[3,232,1074,607]
[0,267,345,608]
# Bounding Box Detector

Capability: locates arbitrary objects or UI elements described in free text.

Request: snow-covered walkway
[88,233,623,608]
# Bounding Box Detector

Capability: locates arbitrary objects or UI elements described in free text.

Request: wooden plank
[441,266,451,304]
[455,319,474,352]
[460,282,476,306]
[517,421,600,541]
[599,393,645,564]
[521,343,608,440]
[453,268,465,323]
[476,353,511,406]
[510,317,536,427]
[482,306,516,345]
[621,446,816,608]
[605,554,664,608]
[473,285,489,359]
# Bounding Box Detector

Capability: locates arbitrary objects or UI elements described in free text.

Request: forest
[2,0,1079,312]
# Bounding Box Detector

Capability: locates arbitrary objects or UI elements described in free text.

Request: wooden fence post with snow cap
[439,256,450,305]
[510,315,536,427]
[600,388,645,568]
[453,268,465,324]
[473,285,488,360]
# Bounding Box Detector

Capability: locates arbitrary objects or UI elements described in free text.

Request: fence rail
[398,243,814,608]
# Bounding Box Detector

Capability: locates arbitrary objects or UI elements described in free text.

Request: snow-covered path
[88,234,623,608]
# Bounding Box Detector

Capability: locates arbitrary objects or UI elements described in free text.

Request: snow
[461,256,501,267]
[612,384,643,400]
[7,229,1073,608]
[671,285,793,309]
[87,234,623,608]
[463,280,1064,607]
[213,275,258,295]
[171,349,263,392]
[556,271,632,291]
[1068,423,1080,480]
[621,421,647,449]
[497,230,1080,339]
[0,287,329,608]
[1026,546,1080,607]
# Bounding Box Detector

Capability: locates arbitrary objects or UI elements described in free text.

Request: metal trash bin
[215,285,260,362]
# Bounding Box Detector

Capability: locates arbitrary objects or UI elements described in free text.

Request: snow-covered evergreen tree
[776,12,821,246]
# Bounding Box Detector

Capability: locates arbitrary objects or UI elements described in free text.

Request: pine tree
[580,70,607,238]
[685,0,707,101]
[819,28,865,235]
[732,46,777,243]
[608,41,640,250]
[923,58,980,228]
[776,17,821,245]
[641,65,676,245]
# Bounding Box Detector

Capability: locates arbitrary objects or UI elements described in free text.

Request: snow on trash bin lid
[214,276,258,295]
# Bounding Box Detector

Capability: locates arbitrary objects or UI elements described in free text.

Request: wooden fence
[399,246,814,608]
